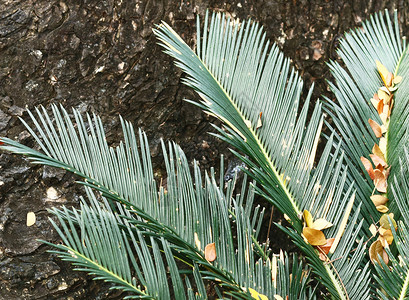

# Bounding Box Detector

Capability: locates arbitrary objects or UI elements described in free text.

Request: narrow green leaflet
[154,12,370,299]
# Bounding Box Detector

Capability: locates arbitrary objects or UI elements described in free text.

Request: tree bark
[0,0,407,298]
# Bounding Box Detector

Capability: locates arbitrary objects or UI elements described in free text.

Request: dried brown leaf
[376,205,389,213]
[369,240,389,265]
[303,210,314,228]
[303,227,326,246]
[360,156,375,180]
[371,195,388,206]
[368,119,383,138]
[205,243,216,262]
[311,218,333,231]
[372,143,387,163]
[318,238,335,255]
[386,72,393,87]
[393,75,402,84]
[377,99,384,115]
[380,213,397,230]
[369,224,377,236]
[374,169,387,193]
[376,60,390,86]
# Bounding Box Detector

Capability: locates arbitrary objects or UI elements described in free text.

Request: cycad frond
[324,9,408,226]
[0,105,313,299]
[44,189,204,299]
[154,12,370,299]
[154,12,324,228]
[375,149,409,299]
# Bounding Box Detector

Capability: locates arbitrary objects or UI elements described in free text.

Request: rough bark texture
[0,0,408,298]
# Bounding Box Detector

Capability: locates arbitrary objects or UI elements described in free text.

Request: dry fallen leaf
[376,60,389,86]
[205,242,216,262]
[27,212,36,227]
[303,210,314,228]
[373,144,386,162]
[379,137,387,155]
[369,240,389,265]
[378,89,391,104]
[370,154,387,168]
[393,75,402,84]
[374,169,387,193]
[377,99,384,115]
[379,213,397,230]
[380,229,394,245]
[370,195,388,206]
[360,156,375,180]
[369,224,378,236]
[376,205,389,213]
[303,227,327,246]
[385,72,393,87]
[319,238,335,255]
[371,96,380,109]
[311,218,333,231]
[368,119,383,138]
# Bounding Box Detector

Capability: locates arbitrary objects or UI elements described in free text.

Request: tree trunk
[0,0,407,298]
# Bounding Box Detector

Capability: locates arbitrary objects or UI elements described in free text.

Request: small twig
[264,206,274,254]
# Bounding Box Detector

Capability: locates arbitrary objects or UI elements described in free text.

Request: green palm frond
[0,105,314,299]
[374,149,409,300]
[154,12,370,299]
[373,221,409,300]
[44,189,205,299]
[324,9,408,226]
[374,149,409,299]
[154,12,323,228]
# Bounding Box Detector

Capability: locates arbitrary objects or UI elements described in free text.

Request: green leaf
[154,11,370,300]
[324,9,408,228]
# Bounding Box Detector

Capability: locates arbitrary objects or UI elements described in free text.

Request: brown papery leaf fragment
[394,75,402,84]
[368,119,383,138]
[360,156,375,180]
[311,218,333,230]
[379,137,387,154]
[377,99,384,115]
[319,238,335,255]
[205,243,217,262]
[374,169,387,193]
[372,143,386,163]
[380,213,397,230]
[303,227,326,246]
[376,205,389,213]
[376,60,390,86]
[378,89,391,105]
[369,224,378,236]
[369,240,389,265]
[385,72,393,87]
[381,229,394,245]
[370,195,388,206]
[370,154,387,168]
[371,96,380,109]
